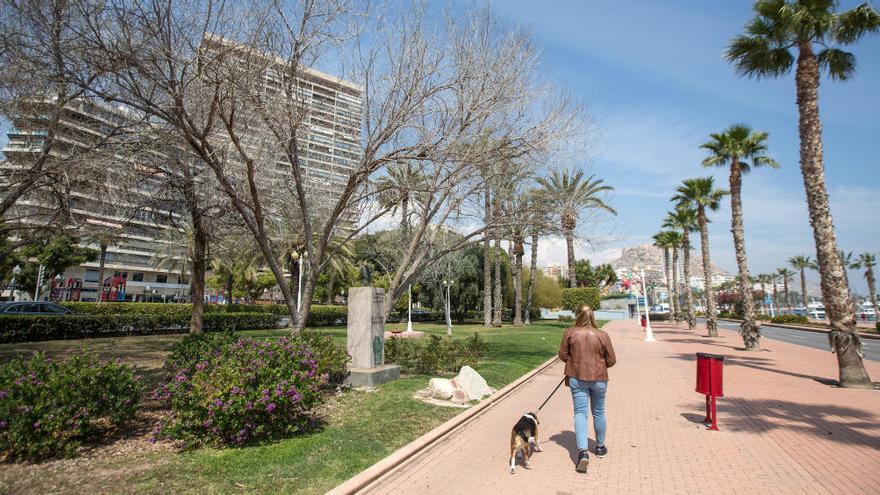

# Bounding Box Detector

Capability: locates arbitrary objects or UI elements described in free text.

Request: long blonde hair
[574,304,597,328]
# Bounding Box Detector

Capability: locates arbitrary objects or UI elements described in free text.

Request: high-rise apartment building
[1,40,363,301]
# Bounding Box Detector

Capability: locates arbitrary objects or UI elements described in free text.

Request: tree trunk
[663,247,674,318]
[783,276,791,312]
[492,237,502,327]
[525,233,539,325]
[698,207,718,337]
[513,238,524,326]
[565,227,576,288]
[729,160,760,349]
[799,268,808,309]
[682,231,695,330]
[226,273,234,304]
[772,281,778,311]
[289,254,300,309]
[97,243,107,303]
[671,246,680,323]
[189,215,208,334]
[483,190,493,327]
[795,42,870,387]
[867,268,878,325]
[760,281,767,314]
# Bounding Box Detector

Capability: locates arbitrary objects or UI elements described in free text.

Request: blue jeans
[569,377,607,451]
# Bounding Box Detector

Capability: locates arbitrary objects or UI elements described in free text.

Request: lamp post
[406,284,414,333]
[10,264,21,301]
[145,284,151,303]
[443,279,454,335]
[640,267,655,342]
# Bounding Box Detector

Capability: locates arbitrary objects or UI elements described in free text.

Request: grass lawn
[0,320,604,494]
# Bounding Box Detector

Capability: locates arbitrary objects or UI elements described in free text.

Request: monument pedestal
[344,364,401,388]
[345,287,400,388]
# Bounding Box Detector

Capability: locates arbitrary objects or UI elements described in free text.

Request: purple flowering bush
[154,335,343,446]
[0,352,143,461]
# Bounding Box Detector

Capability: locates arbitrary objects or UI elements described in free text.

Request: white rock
[453,365,493,401]
[428,378,456,400]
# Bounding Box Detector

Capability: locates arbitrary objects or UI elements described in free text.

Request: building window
[85,270,99,282]
[132,272,144,282]
[156,274,168,283]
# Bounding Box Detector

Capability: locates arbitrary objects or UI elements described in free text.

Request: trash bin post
[695,352,724,431]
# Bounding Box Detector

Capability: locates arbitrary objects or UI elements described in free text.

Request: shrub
[561,288,601,312]
[385,333,487,375]
[558,315,574,323]
[0,313,281,344]
[756,313,771,321]
[164,332,240,376]
[0,352,142,461]
[649,313,670,321]
[770,314,809,325]
[298,331,350,383]
[153,336,329,446]
[306,305,347,327]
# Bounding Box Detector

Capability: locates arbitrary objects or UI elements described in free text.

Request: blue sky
[475,0,880,294]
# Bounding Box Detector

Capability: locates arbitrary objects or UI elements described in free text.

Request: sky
[468,0,880,294]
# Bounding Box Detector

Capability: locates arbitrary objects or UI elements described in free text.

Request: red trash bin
[695,352,724,430]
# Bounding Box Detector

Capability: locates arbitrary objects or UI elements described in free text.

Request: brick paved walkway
[360,319,880,494]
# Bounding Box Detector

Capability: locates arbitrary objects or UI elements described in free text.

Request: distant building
[546,264,566,281]
[2,37,363,301]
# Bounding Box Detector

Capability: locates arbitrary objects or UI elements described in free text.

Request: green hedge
[561,288,602,312]
[0,313,281,343]
[59,302,346,325]
[59,302,293,316]
[769,314,809,325]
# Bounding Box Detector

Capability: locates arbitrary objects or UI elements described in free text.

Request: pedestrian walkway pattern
[362,320,880,494]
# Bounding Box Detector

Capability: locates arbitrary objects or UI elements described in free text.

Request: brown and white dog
[509,412,541,473]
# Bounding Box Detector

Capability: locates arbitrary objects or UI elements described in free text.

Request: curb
[716,317,880,341]
[326,355,561,495]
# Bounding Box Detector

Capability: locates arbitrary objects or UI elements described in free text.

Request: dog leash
[537,377,567,411]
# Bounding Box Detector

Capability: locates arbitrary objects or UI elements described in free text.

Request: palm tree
[701,124,779,349]
[538,167,616,289]
[778,268,795,312]
[652,231,678,319]
[757,273,774,314]
[376,163,423,235]
[663,206,698,328]
[85,225,123,304]
[726,0,878,386]
[788,255,813,310]
[673,177,729,337]
[524,189,554,325]
[854,253,878,322]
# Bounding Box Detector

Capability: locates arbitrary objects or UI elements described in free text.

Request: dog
[509,412,541,473]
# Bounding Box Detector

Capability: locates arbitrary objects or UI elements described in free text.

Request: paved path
[361,319,880,494]
[703,317,880,361]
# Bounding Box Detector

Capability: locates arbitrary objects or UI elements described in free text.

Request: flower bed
[0,352,143,461]
[153,334,346,447]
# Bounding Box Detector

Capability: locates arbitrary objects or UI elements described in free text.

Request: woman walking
[558,304,616,473]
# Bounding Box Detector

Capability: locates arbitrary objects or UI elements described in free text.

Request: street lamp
[406,283,414,333]
[9,264,22,302]
[639,267,655,342]
[145,284,151,303]
[54,274,62,301]
[442,279,454,335]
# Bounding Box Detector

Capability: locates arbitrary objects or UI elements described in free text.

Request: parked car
[0,301,73,315]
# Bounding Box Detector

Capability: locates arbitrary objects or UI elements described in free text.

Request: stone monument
[344,286,400,388]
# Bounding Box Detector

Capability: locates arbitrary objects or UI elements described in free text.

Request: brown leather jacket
[558,326,616,382]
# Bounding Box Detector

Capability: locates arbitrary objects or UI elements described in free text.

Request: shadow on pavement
[549,430,599,465]
[664,352,832,383]
[678,396,880,448]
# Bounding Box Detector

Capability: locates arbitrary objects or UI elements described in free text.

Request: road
[697,317,880,362]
